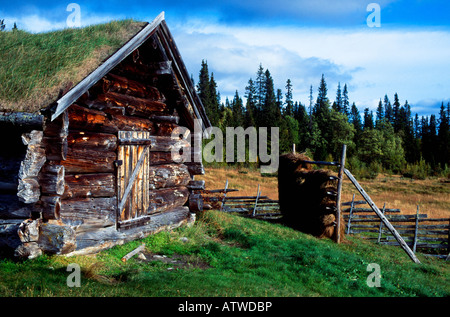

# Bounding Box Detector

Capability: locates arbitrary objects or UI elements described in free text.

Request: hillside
[0,209,448,297]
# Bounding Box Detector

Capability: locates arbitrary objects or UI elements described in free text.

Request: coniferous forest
[195,60,450,179]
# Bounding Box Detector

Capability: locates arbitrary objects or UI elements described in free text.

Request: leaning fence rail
[343,202,450,259]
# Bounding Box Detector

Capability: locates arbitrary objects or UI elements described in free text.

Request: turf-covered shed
[0,12,210,258]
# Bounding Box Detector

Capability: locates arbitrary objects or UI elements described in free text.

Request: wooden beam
[344,168,421,264]
[335,144,346,244]
[0,112,43,129]
[121,244,146,262]
[51,12,166,121]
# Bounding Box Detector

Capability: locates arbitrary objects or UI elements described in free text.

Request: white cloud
[4,10,448,116]
[173,20,450,115]
[3,11,122,33]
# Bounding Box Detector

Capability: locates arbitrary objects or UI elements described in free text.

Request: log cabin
[0,12,211,258]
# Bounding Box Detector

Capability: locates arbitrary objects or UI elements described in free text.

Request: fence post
[219,179,229,211]
[447,218,450,260]
[377,203,386,243]
[335,144,347,244]
[346,194,355,234]
[252,184,261,217]
[413,205,420,253]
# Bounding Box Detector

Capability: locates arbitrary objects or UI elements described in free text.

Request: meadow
[0,166,448,298]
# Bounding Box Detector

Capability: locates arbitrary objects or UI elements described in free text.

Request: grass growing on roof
[0,19,146,113]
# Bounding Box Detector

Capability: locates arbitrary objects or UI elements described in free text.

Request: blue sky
[1,0,450,117]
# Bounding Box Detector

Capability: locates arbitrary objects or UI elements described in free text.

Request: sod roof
[0,20,147,113]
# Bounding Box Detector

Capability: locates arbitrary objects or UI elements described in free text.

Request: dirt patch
[137,252,211,270]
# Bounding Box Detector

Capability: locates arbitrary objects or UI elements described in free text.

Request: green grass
[0,20,145,113]
[0,211,449,297]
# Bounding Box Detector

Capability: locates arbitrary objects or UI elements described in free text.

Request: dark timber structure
[0,12,211,258]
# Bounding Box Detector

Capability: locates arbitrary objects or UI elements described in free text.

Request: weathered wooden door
[117,131,151,229]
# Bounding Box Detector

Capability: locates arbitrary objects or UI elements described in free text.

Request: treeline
[196,60,450,179]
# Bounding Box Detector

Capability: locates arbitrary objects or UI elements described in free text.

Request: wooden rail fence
[343,197,450,259]
[205,174,449,261]
[202,180,282,220]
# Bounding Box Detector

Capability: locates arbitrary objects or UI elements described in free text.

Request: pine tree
[375,99,384,127]
[255,64,266,113]
[294,102,312,151]
[312,74,331,159]
[0,19,5,31]
[422,115,438,168]
[314,74,330,117]
[399,100,417,163]
[392,93,401,132]
[349,103,363,134]
[276,88,283,116]
[363,108,374,130]
[231,90,244,127]
[285,79,293,116]
[260,69,280,128]
[209,72,221,126]
[342,84,350,117]
[333,82,342,113]
[414,113,421,139]
[244,78,257,127]
[438,102,450,166]
[384,95,393,124]
[308,85,314,117]
[197,60,213,123]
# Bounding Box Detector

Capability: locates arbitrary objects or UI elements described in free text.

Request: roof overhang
[50,12,211,133]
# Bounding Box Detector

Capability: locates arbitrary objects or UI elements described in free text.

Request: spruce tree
[414,113,421,139]
[342,84,349,117]
[392,93,401,132]
[422,115,438,168]
[197,60,213,123]
[313,74,331,159]
[438,102,450,166]
[375,99,384,127]
[209,72,221,126]
[349,103,363,133]
[333,82,342,113]
[261,69,280,128]
[255,64,266,113]
[244,78,257,128]
[363,108,374,130]
[308,85,314,117]
[231,90,244,127]
[384,95,393,124]
[276,88,283,116]
[285,79,293,116]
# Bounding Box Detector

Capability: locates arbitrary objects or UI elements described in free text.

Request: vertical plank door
[117,131,151,229]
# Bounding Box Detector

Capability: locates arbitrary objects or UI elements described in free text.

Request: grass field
[0,210,448,297]
[0,166,448,298]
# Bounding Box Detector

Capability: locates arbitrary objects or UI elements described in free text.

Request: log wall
[38,67,200,241]
[2,51,206,258]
